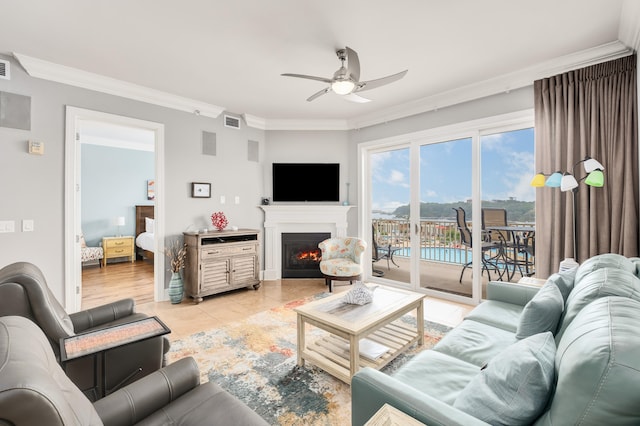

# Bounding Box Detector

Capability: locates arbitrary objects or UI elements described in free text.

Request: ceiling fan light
[331,80,355,95]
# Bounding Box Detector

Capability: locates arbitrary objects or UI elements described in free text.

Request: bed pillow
[453,331,556,426]
[515,280,564,339]
[145,217,155,233]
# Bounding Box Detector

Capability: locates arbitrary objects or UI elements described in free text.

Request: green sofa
[352,253,640,425]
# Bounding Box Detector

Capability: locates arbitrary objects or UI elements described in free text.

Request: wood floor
[82,261,473,341]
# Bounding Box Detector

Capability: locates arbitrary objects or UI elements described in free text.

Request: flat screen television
[272,163,340,202]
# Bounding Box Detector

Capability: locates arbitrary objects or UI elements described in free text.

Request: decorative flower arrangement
[166,240,188,273]
[211,211,228,231]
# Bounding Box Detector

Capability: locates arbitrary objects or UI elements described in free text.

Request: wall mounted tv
[272,163,340,202]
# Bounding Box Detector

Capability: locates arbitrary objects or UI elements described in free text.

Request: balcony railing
[373,218,534,267]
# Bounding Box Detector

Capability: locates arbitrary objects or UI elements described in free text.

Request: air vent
[224,114,241,129]
[0,59,9,80]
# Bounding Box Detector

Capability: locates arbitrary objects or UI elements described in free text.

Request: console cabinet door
[200,258,230,292]
[230,255,258,284]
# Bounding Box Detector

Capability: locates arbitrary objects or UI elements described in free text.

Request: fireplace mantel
[260,205,353,280]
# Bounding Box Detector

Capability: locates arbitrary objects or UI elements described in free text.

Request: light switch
[234,196,240,204]
[0,220,15,233]
[28,140,44,155]
[22,219,34,232]
[220,195,226,204]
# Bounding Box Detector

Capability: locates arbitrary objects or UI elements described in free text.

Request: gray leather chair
[0,261,169,398]
[0,315,268,425]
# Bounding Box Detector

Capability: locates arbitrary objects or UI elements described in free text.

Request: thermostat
[28,140,44,155]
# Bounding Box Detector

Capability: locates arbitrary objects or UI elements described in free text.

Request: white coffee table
[294,284,425,383]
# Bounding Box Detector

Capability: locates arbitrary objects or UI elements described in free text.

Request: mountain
[391,200,535,222]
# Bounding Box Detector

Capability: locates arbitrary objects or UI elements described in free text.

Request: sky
[371,128,535,212]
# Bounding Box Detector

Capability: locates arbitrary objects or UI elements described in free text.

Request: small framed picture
[191,182,211,198]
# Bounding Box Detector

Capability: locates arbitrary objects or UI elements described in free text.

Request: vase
[169,272,184,304]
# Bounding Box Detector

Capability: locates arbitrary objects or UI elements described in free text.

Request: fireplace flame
[296,249,321,262]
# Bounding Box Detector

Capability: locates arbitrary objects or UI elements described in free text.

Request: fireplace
[281,232,330,278]
[260,205,352,280]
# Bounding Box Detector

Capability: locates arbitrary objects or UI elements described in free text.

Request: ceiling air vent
[0,59,9,80]
[224,115,241,129]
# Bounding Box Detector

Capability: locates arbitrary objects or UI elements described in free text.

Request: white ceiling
[1,0,638,129]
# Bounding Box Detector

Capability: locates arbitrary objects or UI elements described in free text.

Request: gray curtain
[534,55,638,277]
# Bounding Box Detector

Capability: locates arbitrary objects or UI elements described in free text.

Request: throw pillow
[516,281,564,339]
[343,282,376,305]
[145,217,155,233]
[453,332,556,426]
[546,267,577,302]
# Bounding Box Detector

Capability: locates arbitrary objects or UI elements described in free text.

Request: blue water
[395,247,474,264]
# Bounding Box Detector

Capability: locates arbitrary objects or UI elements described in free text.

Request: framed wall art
[191,182,211,198]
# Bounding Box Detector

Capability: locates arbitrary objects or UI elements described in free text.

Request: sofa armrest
[351,368,490,426]
[93,357,200,426]
[485,280,540,306]
[70,299,136,332]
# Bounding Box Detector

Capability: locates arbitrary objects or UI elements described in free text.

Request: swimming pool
[394,247,475,264]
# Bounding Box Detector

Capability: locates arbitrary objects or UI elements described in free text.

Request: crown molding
[262,118,349,131]
[13,53,226,119]
[345,41,633,130]
[619,0,640,50]
[13,39,634,131]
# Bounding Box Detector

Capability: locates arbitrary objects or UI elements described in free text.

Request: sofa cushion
[392,349,480,405]
[515,281,564,339]
[464,300,524,333]
[433,319,516,367]
[453,331,556,426]
[556,267,640,341]
[545,267,577,302]
[535,297,640,426]
[574,253,637,284]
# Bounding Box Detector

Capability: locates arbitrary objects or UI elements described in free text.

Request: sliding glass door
[361,112,535,303]
[370,147,411,286]
[418,138,474,297]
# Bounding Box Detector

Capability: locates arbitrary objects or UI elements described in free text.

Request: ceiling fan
[282,46,408,103]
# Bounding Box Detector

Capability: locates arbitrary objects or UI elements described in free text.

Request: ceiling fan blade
[306,87,331,102]
[345,46,360,82]
[342,93,371,103]
[354,70,408,93]
[281,73,332,84]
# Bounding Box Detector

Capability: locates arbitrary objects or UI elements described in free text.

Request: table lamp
[116,216,125,237]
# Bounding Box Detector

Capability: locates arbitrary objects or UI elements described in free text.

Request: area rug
[167,293,451,426]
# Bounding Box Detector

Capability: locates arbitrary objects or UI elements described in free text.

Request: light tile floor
[136,278,473,340]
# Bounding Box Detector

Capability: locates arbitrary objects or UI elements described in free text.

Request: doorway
[64,106,166,313]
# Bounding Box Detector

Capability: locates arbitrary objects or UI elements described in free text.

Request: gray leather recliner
[0,315,269,425]
[0,261,169,397]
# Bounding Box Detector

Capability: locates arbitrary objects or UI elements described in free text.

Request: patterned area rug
[168,293,451,426]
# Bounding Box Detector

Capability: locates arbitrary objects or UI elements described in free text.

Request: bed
[135,205,155,261]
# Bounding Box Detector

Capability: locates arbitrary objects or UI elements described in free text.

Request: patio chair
[371,225,400,277]
[453,207,501,283]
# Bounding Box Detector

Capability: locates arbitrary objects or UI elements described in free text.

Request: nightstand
[102,236,135,267]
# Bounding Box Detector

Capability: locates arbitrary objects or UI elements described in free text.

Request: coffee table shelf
[304,320,419,381]
[295,285,425,383]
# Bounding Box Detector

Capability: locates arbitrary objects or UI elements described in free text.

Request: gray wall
[0,51,549,305]
[0,54,266,302]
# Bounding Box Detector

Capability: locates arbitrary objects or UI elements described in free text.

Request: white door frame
[64,106,166,312]
[358,110,534,306]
